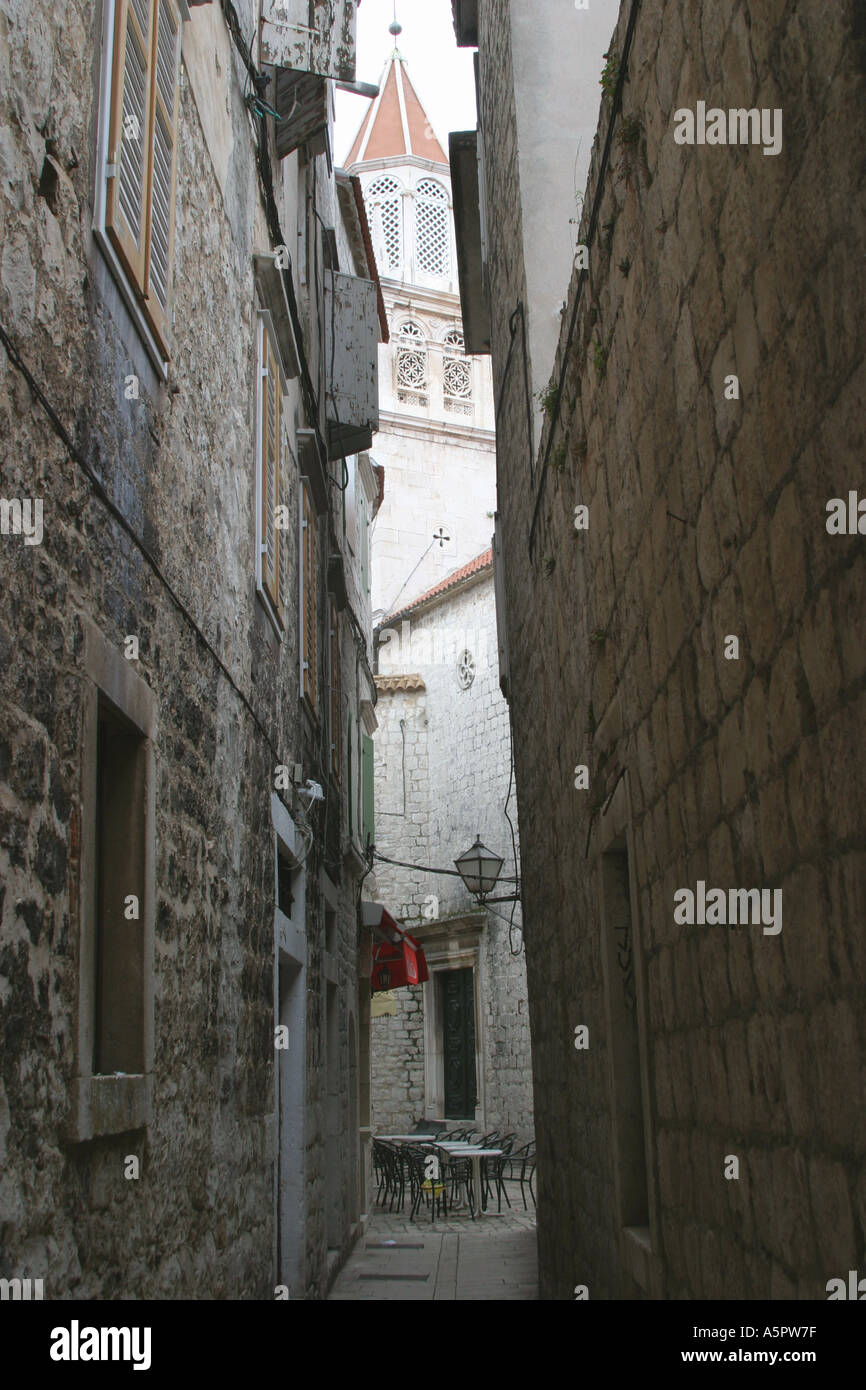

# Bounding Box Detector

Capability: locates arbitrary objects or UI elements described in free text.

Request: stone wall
[0,0,365,1298]
[371,574,533,1136]
[479,0,866,1298]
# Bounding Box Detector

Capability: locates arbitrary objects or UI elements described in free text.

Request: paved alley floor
[329,1194,538,1301]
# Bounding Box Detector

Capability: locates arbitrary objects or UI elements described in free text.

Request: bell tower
[344,19,496,622]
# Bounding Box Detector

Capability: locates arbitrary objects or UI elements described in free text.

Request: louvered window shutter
[278,429,291,627]
[144,0,181,348]
[106,0,155,289]
[302,485,316,708]
[261,330,280,609]
[330,600,341,782]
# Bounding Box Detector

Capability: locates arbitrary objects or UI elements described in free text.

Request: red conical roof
[346,54,449,167]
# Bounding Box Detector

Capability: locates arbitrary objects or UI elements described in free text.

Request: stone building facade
[372,560,532,1137]
[343,41,533,1141]
[453,0,866,1299]
[0,0,383,1299]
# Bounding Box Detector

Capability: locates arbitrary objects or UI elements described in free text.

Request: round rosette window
[457,650,476,689]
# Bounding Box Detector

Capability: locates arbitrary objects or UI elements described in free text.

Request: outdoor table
[435,1145,504,1216]
[375,1134,439,1142]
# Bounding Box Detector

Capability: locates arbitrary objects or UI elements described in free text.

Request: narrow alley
[0,0,864,1362]
[329,1209,538,1301]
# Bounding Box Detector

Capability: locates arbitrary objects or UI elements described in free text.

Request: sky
[334,0,477,166]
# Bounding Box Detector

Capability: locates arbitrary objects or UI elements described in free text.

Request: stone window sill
[621,1224,659,1295]
[70,1074,152,1143]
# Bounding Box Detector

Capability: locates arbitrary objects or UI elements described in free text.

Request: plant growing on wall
[592,340,607,378]
[536,381,559,418]
[600,50,620,98]
[618,114,642,147]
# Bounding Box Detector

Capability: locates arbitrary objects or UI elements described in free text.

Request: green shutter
[362,733,374,847]
[347,720,353,838]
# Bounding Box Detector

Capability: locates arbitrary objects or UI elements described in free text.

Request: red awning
[364,903,430,993]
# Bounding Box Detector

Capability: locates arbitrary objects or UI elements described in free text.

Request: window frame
[299,479,318,711]
[329,598,342,783]
[71,618,156,1142]
[256,309,292,636]
[94,0,187,376]
[366,173,404,277]
[414,176,451,281]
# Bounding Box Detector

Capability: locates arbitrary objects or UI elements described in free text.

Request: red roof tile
[385,547,493,622]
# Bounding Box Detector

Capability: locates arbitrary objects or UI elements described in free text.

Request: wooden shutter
[260,325,280,609]
[301,484,316,708]
[106,0,155,290]
[143,0,181,351]
[362,734,374,848]
[329,600,341,782]
[278,429,291,627]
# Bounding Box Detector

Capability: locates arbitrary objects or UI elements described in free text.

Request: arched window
[366,175,403,275]
[443,328,472,414]
[395,320,428,407]
[415,179,450,278]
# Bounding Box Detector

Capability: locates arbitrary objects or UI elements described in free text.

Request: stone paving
[329,1182,538,1301]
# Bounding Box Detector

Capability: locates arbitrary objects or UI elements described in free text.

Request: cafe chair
[407,1146,448,1223]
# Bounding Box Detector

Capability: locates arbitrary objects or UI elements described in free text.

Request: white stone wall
[353,155,497,621]
[371,575,534,1135]
[370,411,497,621]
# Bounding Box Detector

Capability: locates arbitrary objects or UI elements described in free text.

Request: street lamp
[454,836,505,901]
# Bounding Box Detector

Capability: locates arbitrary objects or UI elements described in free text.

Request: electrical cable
[502,712,524,955]
[0,319,285,772]
[382,536,437,620]
[372,850,518,883]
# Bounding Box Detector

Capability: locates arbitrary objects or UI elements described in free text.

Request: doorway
[441,967,477,1119]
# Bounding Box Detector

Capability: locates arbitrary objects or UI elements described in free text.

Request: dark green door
[442,968,477,1119]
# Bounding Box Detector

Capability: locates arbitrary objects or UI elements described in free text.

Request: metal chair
[442,1148,476,1220]
[482,1133,517,1210]
[504,1141,536,1210]
[407,1145,448,1223]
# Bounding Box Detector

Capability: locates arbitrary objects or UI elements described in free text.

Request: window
[74,618,156,1142]
[415,179,450,278]
[347,720,354,838]
[366,175,403,275]
[359,491,370,598]
[329,599,341,782]
[443,328,472,416]
[300,481,317,708]
[95,699,147,1074]
[362,733,375,849]
[396,320,428,408]
[257,312,292,628]
[101,0,182,358]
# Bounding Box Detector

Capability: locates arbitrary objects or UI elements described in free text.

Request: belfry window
[367,175,403,276]
[443,329,472,415]
[396,320,429,407]
[415,179,450,278]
